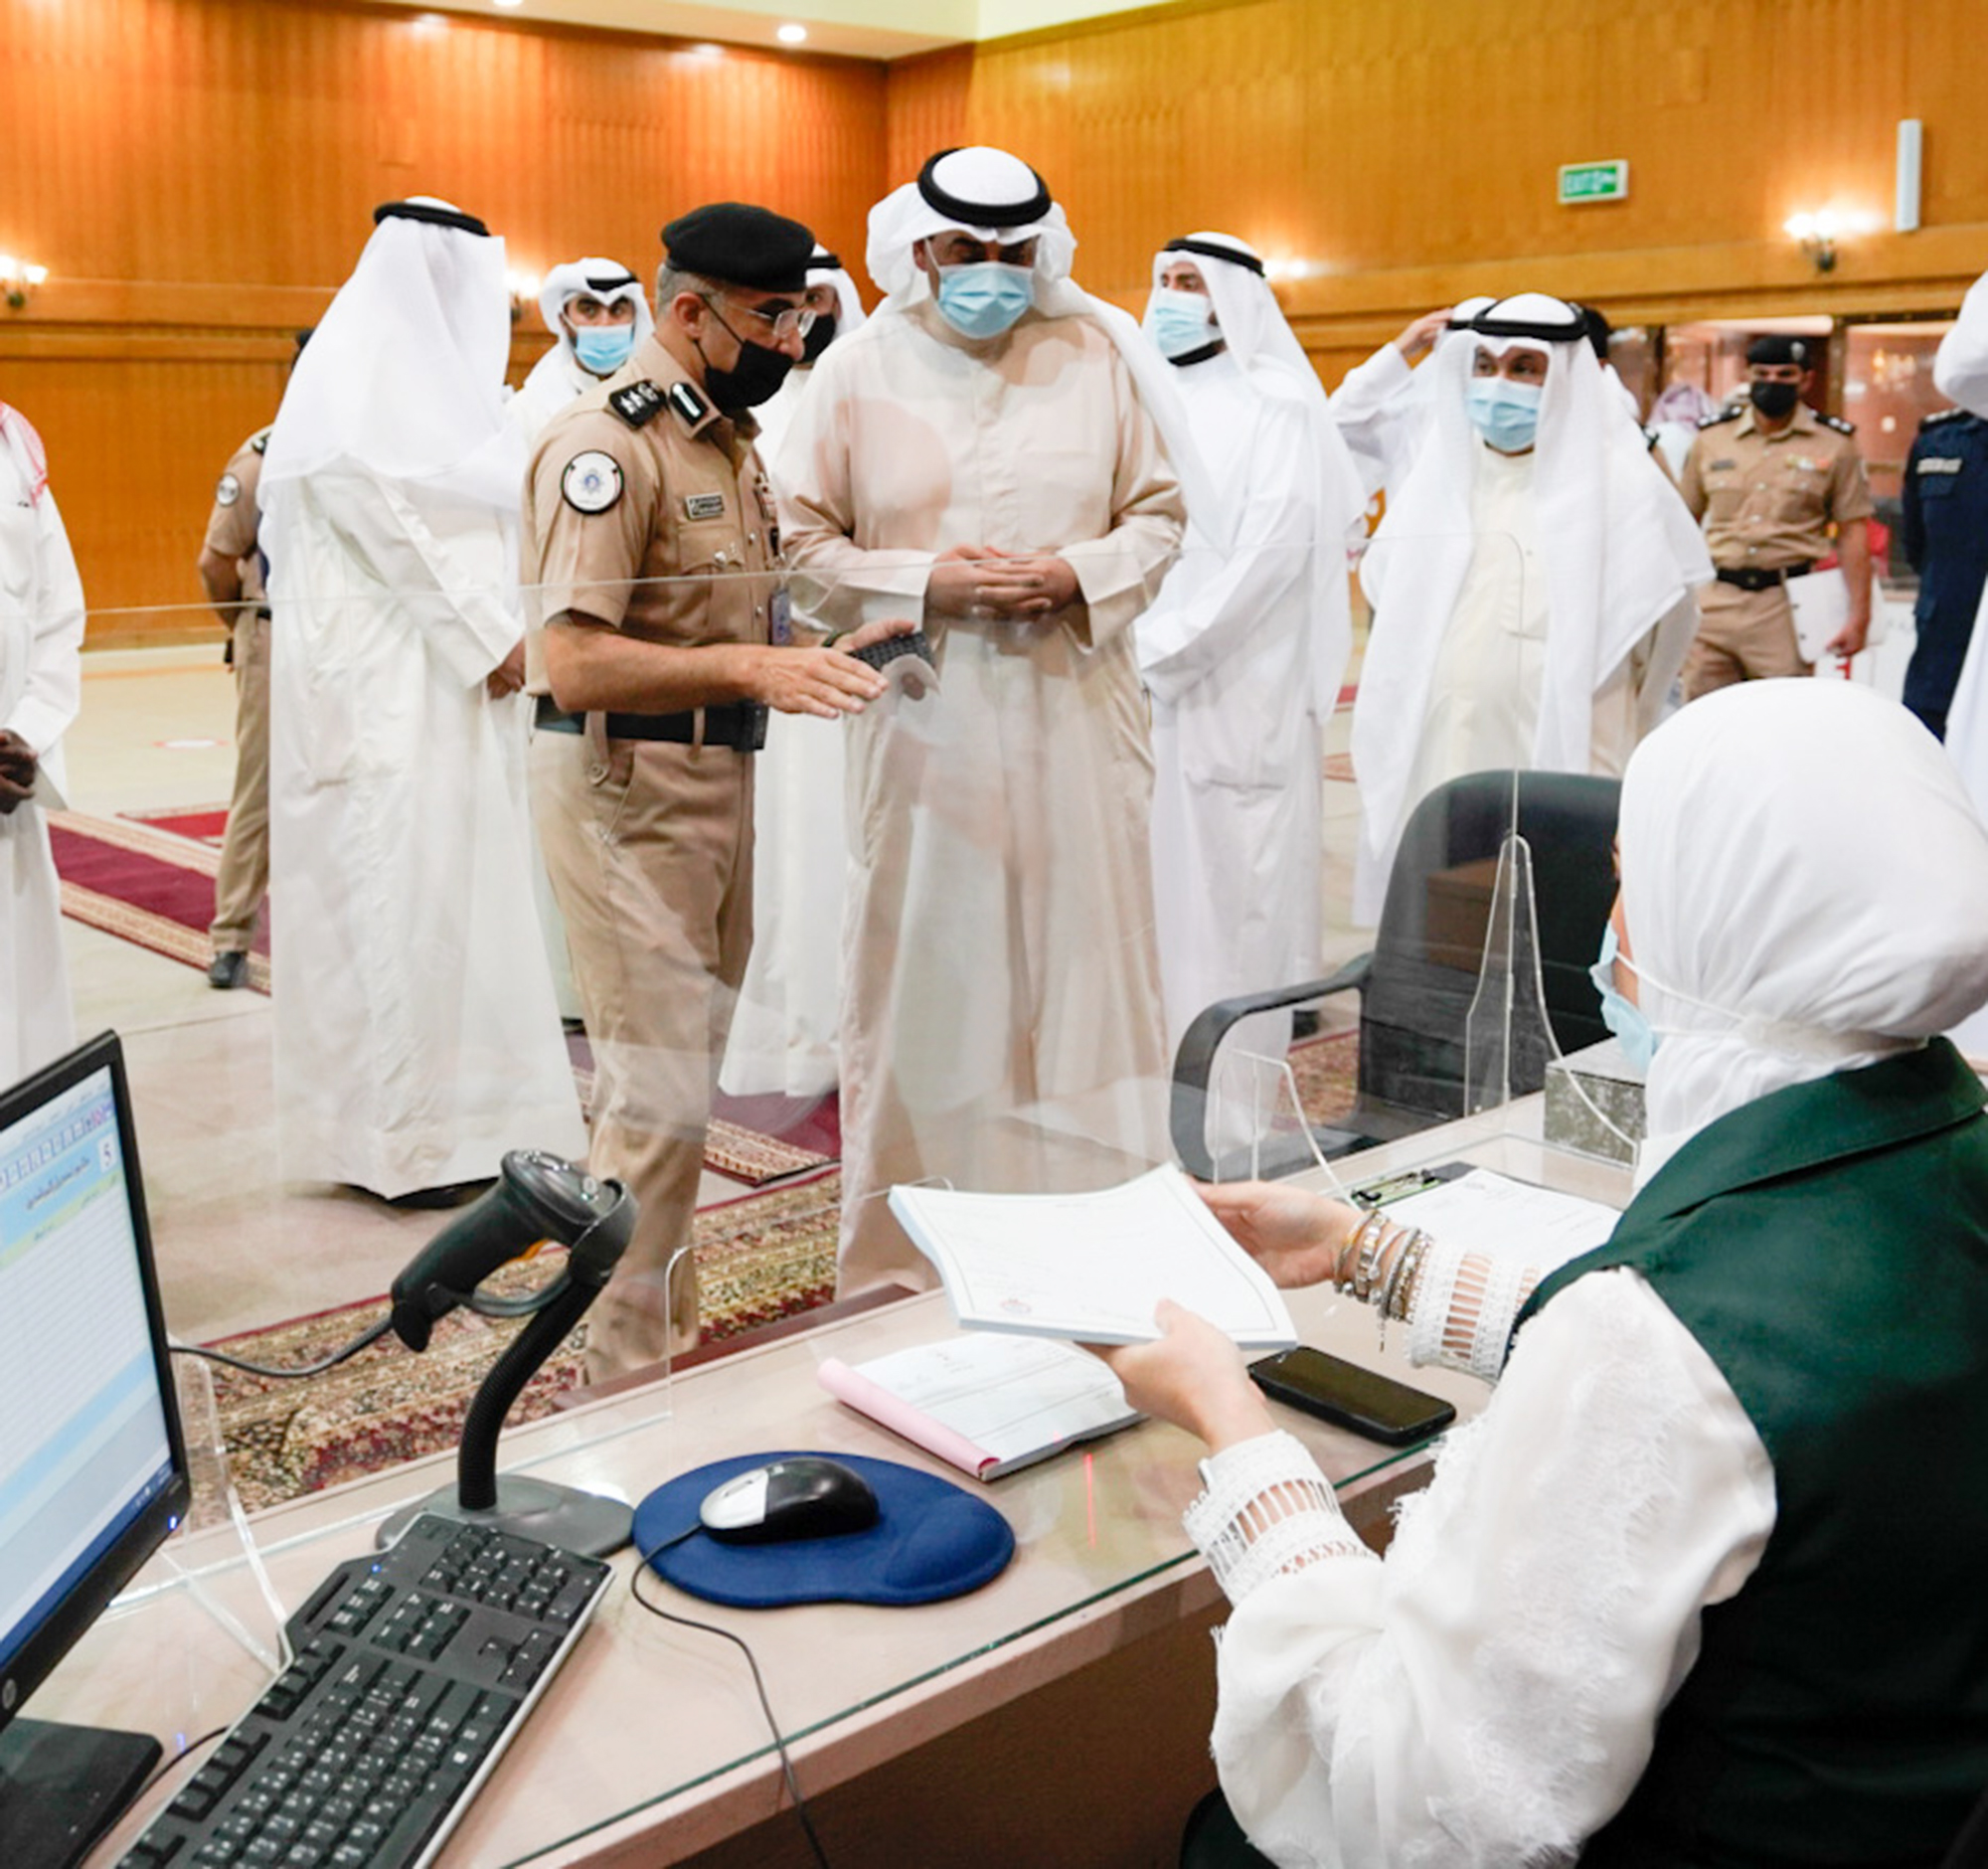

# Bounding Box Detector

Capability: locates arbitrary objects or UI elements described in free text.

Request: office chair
[1171,769,1622,1181]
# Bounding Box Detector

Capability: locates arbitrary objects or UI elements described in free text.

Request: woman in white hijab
[1099,680,1988,1866]
[1351,293,1711,924]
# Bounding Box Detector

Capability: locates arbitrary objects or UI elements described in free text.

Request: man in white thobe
[779,147,1190,1294]
[507,259,652,448]
[1135,234,1367,1145]
[1329,297,1492,500]
[720,247,869,1102]
[0,403,83,1085]
[1353,293,1712,924]
[259,198,584,1199]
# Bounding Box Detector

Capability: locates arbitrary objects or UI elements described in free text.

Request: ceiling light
[777,23,808,43]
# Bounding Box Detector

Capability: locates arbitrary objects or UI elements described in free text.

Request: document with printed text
[888,1164,1299,1348]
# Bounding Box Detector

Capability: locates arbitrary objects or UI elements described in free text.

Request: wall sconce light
[1783,210,1839,272]
[505,267,541,323]
[0,255,49,310]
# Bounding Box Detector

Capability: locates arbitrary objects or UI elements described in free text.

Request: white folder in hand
[1788,567,1851,663]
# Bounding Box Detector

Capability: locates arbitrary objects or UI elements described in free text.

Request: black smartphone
[1247,1346,1456,1446]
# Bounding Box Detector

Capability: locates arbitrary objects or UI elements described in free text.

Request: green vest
[1517,1041,1988,1867]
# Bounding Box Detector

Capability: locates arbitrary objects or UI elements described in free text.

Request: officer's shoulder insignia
[666,381,713,428]
[683,491,726,520]
[250,431,269,455]
[214,472,242,507]
[607,381,668,428]
[1699,405,1743,428]
[561,449,624,515]
[1817,411,1856,435]
[1641,425,1660,451]
[1920,407,1967,428]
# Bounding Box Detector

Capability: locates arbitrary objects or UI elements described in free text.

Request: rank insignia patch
[607,381,667,428]
[562,451,624,514]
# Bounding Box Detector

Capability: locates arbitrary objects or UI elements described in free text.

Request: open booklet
[887,1163,1299,1349]
[819,1334,1139,1481]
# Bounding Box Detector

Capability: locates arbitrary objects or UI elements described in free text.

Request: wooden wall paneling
[0,0,889,639]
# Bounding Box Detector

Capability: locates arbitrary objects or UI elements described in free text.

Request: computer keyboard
[113,1514,612,1869]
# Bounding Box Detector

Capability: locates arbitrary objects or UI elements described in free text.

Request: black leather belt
[535,694,767,754]
[1715,562,1814,593]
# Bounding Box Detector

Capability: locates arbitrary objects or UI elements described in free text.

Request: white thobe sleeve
[7,490,85,757]
[1137,394,1315,706]
[1328,344,1413,498]
[320,467,521,687]
[1189,1270,1775,1868]
[777,369,932,633]
[1055,348,1186,649]
[1933,272,1988,418]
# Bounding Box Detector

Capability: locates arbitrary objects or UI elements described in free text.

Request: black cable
[629,1537,833,1869]
[129,1724,228,1802]
[169,1314,395,1380]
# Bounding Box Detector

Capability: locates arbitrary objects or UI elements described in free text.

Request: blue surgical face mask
[1589,922,1659,1075]
[1466,377,1544,453]
[1148,286,1216,361]
[933,259,1035,340]
[574,324,636,377]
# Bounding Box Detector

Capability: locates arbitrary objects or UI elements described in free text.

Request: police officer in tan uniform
[1678,333,1874,698]
[197,424,274,988]
[523,204,906,1380]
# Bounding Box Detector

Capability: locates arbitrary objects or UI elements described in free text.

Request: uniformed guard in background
[196,422,274,989]
[1678,333,1874,699]
[1900,404,1988,741]
[522,202,904,1380]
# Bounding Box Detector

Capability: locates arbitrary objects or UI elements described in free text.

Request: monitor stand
[0,1717,162,1869]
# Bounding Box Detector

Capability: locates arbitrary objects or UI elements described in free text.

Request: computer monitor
[0,1032,192,1869]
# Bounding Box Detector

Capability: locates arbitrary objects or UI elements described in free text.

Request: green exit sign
[1559,160,1630,205]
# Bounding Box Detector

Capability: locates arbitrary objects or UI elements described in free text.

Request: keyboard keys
[114,1517,607,1869]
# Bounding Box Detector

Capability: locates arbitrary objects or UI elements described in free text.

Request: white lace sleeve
[1404,1242,1541,1382]
[1205,1271,1776,1869]
[1186,1432,1377,1601]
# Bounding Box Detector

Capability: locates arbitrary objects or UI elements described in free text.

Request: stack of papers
[887,1164,1299,1349]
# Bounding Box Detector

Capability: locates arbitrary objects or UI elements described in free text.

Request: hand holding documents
[1787,565,1851,663]
[887,1164,1300,1349]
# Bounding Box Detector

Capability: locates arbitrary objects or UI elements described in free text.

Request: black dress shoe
[208,949,250,990]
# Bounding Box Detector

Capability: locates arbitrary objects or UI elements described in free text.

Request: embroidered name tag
[1918,457,1965,475]
[683,492,726,520]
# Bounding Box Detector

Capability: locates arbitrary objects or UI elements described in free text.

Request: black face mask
[1749,379,1801,420]
[800,314,837,366]
[698,335,794,413]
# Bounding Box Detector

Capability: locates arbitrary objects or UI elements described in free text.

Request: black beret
[1746,333,1814,368]
[662,203,814,292]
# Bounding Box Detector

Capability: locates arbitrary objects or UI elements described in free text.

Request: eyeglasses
[702,293,816,341]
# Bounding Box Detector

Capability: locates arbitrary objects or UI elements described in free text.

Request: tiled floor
[59,645,1371,1350]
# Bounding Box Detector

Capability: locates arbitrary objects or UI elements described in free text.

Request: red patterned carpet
[48,809,271,990]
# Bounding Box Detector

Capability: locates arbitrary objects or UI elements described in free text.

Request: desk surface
[62,1100,1630,1867]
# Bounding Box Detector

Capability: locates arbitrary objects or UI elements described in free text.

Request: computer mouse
[698,1457,881,1545]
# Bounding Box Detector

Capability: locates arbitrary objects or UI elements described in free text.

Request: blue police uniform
[1901,407,1988,739]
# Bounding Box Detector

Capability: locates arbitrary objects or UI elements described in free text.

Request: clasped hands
[925,543,1079,620]
[0,729,40,816]
[1087,1180,1363,1455]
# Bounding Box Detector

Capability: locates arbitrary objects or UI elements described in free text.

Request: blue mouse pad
[633,1450,1016,1609]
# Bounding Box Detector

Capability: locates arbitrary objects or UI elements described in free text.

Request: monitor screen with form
[0,1032,190,1869]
